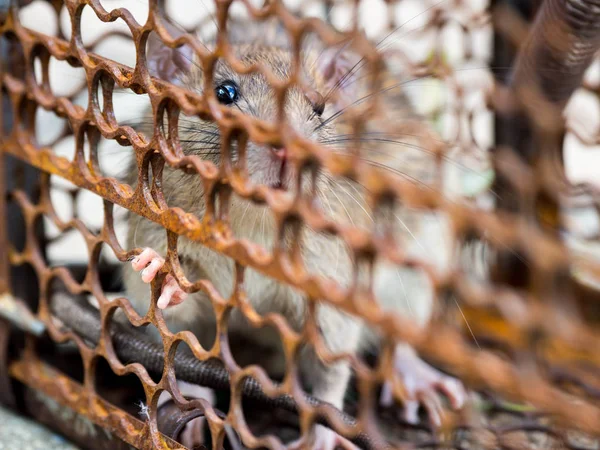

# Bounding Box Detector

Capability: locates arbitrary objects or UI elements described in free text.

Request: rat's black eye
[305,90,325,117]
[215,81,239,105]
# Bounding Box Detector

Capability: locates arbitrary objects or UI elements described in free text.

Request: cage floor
[0,406,79,450]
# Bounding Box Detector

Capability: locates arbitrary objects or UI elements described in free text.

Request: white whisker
[395,268,413,315]
[337,180,373,222]
[261,208,267,245]
[318,187,341,277]
[132,215,141,249]
[453,295,480,349]
[393,212,427,255]
[238,200,252,229]
[249,202,261,241]
[328,187,355,227]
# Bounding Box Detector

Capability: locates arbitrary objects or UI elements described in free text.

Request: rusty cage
[1,0,600,448]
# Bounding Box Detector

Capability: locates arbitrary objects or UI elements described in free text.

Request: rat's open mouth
[272,158,287,190]
[268,146,288,190]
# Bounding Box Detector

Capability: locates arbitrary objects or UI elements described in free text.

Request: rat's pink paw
[157,274,188,309]
[131,248,187,309]
[380,345,467,427]
[288,425,357,450]
[312,425,358,450]
[132,247,165,283]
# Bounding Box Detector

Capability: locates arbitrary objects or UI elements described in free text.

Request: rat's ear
[316,45,363,103]
[145,23,194,85]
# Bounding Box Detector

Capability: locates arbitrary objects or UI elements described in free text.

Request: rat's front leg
[380,343,467,427]
[295,311,362,450]
[290,356,358,450]
[131,247,188,309]
[309,361,359,450]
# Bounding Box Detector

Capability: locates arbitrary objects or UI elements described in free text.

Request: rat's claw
[401,398,421,425]
[379,381,394,408]
[418,389,444,428]
[381,344,467,428]
[157,274,188,309]
[436,376,467,410]
[132,247,162,271]
[142,258,164,283]
[132,248,165,283]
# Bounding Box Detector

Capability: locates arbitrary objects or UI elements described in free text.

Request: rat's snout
[270,147,287,161]
[267,146,288,190]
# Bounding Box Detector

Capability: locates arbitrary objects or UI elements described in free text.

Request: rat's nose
[271,147,287,160]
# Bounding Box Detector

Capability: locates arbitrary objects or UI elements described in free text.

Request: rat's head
[147,30,363,191]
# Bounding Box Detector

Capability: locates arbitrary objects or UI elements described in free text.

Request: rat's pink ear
[145,23,194,85]
[316,45,363,103]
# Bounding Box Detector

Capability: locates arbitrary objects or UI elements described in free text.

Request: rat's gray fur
[122,21,457,443]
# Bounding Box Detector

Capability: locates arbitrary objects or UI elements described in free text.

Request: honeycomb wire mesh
[1,0,600,449]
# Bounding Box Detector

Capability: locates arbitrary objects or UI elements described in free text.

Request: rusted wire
[49,290,379,449]
[1,0,600,449]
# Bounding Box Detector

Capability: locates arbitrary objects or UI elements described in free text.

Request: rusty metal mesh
[2,0,600,449]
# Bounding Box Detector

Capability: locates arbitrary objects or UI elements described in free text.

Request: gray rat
[122,18,466,449]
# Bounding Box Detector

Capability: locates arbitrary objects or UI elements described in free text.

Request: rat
[121,18,467,449]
